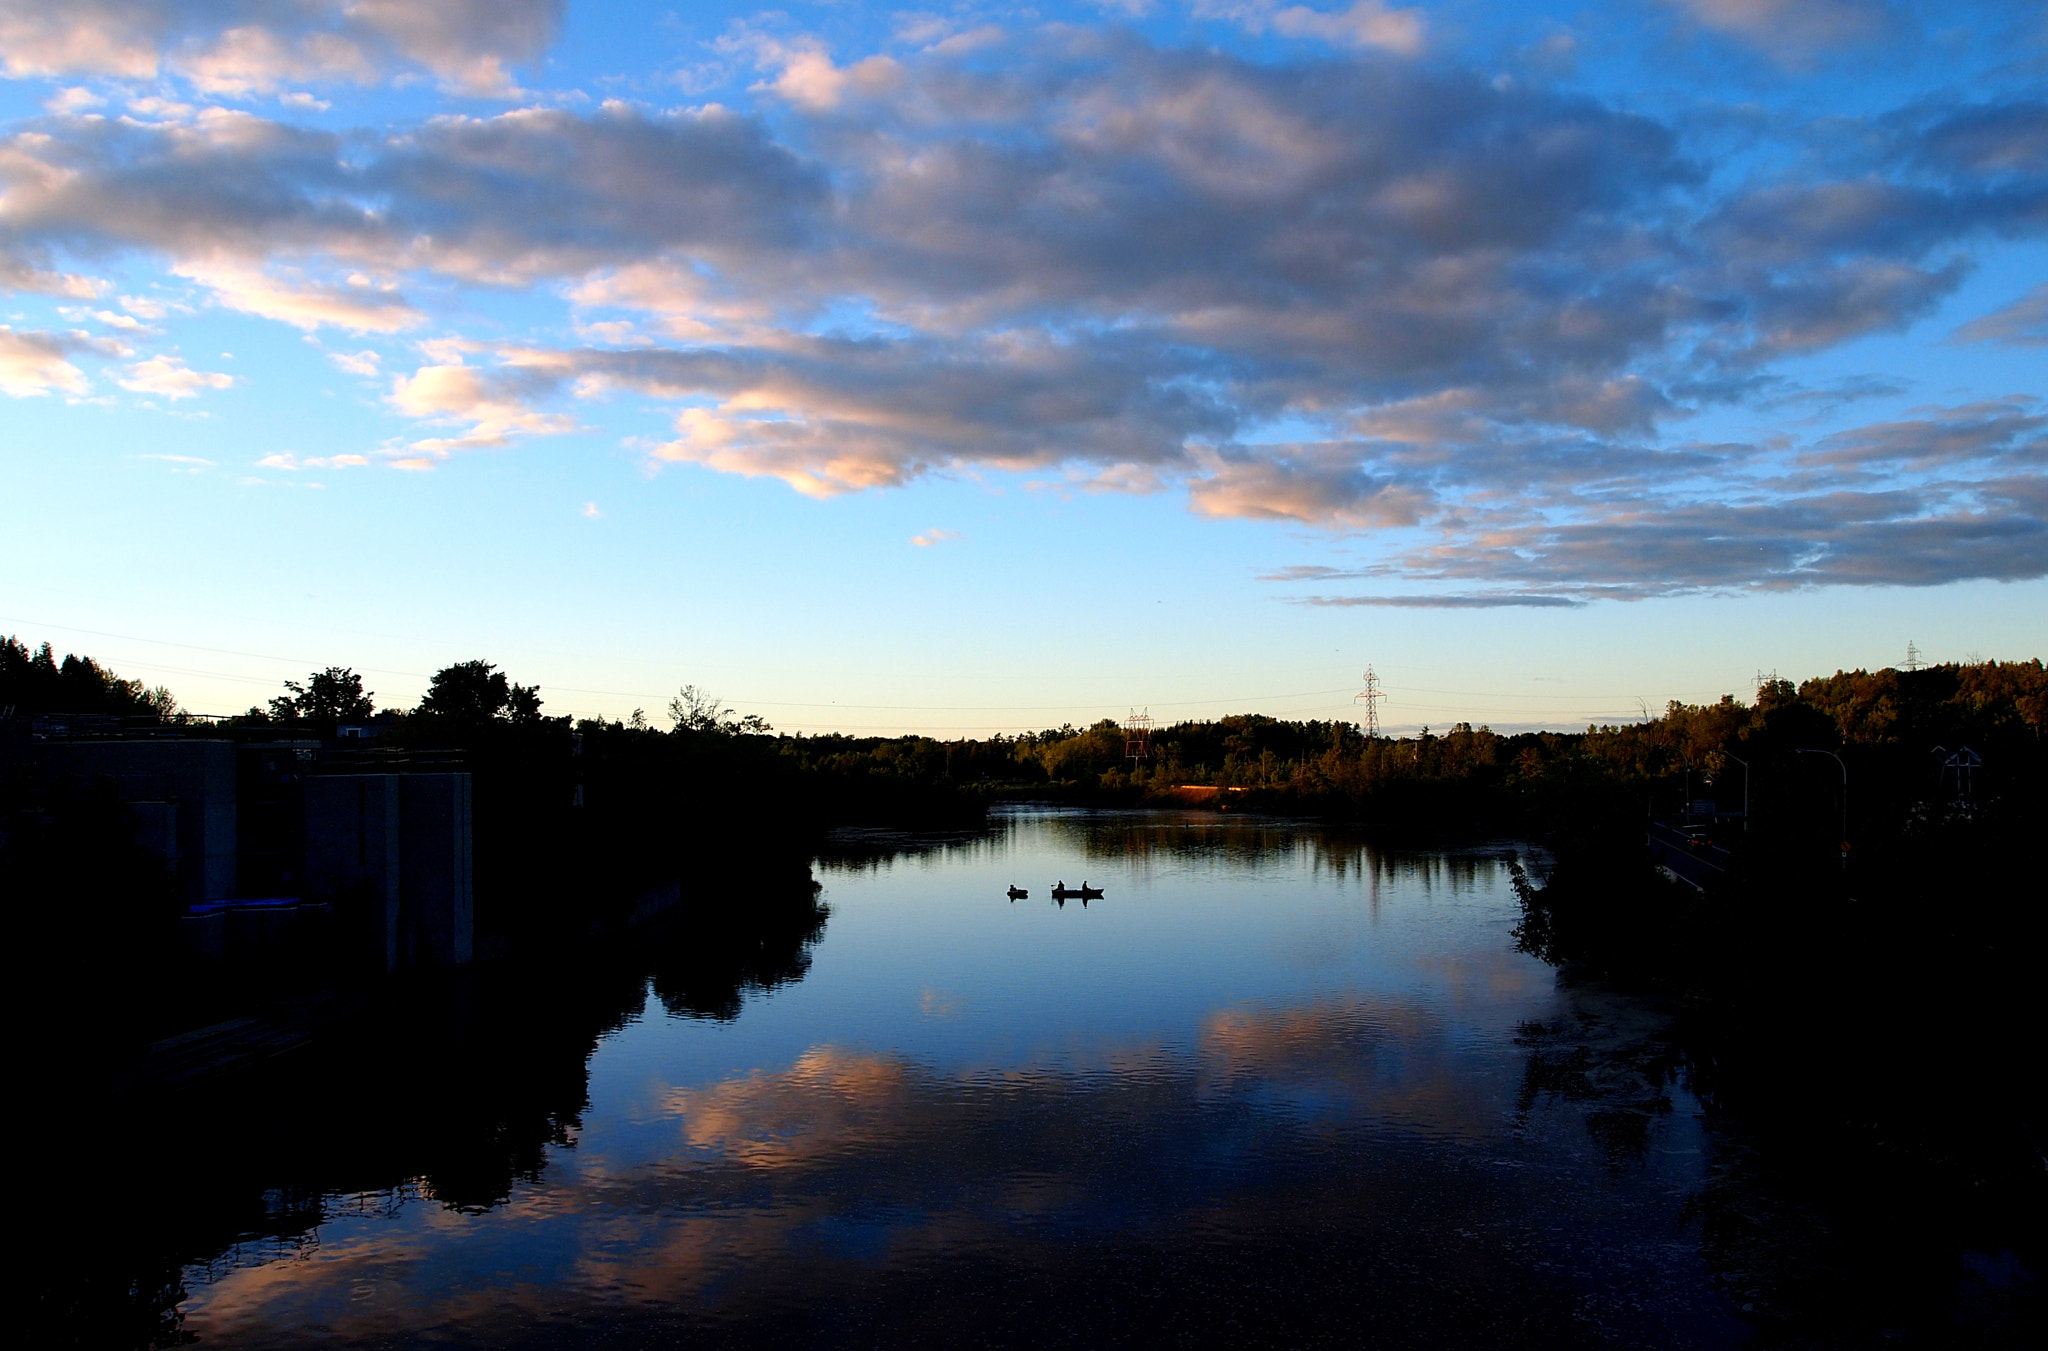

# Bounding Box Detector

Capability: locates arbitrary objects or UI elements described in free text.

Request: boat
[1051,884,1104,900]
[1007,885,1028,900]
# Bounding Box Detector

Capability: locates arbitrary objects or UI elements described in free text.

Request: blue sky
[2,0,2042,733]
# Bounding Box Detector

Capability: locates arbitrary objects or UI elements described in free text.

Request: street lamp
[1795,748,1847,869]
[1723,751,1750,831]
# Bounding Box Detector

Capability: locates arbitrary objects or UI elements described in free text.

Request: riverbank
[1507,808,2046,1346]
[30,865,833,1347]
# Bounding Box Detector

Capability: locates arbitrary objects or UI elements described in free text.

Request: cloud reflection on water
[175,815,1729,1347]
[183,977,1679,1346]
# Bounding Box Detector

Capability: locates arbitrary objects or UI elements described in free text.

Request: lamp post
[1724,751,1750,832]
[1795,748,1847,869]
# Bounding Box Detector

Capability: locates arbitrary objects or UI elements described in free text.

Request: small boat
[1051,884,1104,900]
[1007,885,1028,900]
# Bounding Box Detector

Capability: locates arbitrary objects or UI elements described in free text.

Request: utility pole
[1353,665,1383,740]
[1795,748,1848,870]
[1903,640,1923,671]
[1723,751,1750,832]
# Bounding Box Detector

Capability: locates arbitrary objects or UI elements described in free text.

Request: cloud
[0,103,826,299]
[1270,3,1427,56]
[1657,0,1899,62]
[0,26,2043,595]
[0,1,161,80]
[1187,447,1431,527]
[1298,593,1586,608]
[387,360,577,454]
[0,325,91,395]
[327,349,381,376]
[910,527,959,547]
[117,353,232,398]
[550,333,1233,496]
[1951,284,2048,347]
[1803,399,2045,470]
[1374,483,2048,596]
[1199,2,1427,56]
[0,0,564,96]
[755,42,906,113]
[0,252,101,298]
[254,451,366,469]
[1250,396,2048,596]
[174,260,421,332]
[43,86,104,113]
[1917,101,2048,179]
[1733,257,1968,362]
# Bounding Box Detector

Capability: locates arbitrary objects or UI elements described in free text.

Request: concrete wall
[303,770,474,971]
[401,773,473,969]
[303,774,403,973]
[41,740,237,902]
[127,798,179,872]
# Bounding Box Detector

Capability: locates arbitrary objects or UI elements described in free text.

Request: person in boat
[1056,880,1066,892]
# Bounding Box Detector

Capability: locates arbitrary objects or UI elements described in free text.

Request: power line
[3,614,1742,723]
[1386,684,1732,701]
[0,615,434,679]
[1,618,1371,709]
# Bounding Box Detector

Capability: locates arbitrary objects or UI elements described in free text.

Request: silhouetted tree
[268,666,374,728]
[668,684,771,735]
[0,635,179,720]
[415,659,545,726]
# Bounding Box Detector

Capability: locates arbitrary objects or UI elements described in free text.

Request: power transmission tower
[1903,640,1923,671]
[1931,745,1980,802]
[1354,665,1384,740]
[1124,707,1153,763]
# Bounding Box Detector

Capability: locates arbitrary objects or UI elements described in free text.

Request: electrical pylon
[1354,665,1383,740]
[1124,707,1153,763]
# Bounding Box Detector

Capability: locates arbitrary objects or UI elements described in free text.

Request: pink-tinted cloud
[0,25,2041,594]
[0,0,562,96]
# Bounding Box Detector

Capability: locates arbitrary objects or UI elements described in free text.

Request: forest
[9,634,2045,867]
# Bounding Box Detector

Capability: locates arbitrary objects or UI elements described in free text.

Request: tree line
[11,633,2044,851]
[0,636,179,722]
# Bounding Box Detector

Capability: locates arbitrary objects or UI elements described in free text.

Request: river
[46,808,2030,1346]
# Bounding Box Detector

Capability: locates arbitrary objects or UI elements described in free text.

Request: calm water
[166,809,1751,1347]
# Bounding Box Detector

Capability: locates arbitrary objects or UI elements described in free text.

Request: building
[5,729,473,973]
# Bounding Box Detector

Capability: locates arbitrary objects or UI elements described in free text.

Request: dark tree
[667,684,771,735]
[0,635,179,720]
[269,667,375,727]
[416,660,546,726]
[508,682,545,725]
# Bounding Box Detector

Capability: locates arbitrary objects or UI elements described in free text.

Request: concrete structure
[38,739,237,903]
[302,771,473,971]
[303,774,403,972]
[401,773,473,969]
[12,733,475,974]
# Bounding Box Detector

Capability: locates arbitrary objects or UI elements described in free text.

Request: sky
[1,0,2043,735]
